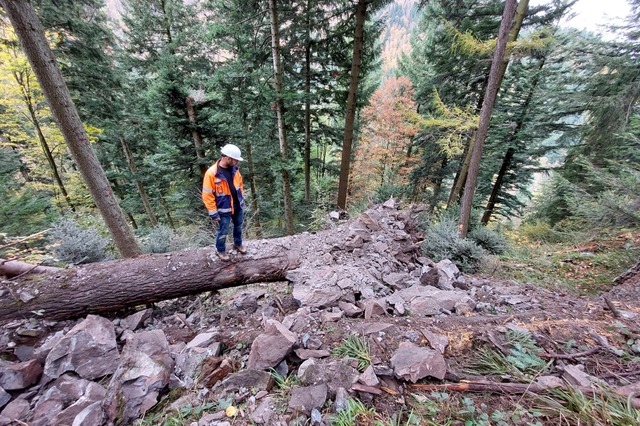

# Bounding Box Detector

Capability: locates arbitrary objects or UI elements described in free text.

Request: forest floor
[1,212,639,425]
[149,224,640,425]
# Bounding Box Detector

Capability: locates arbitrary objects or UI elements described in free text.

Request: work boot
[216,251,230,261]
[233,244,247,254]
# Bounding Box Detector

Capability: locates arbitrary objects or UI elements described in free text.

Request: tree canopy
[0,0,637,256]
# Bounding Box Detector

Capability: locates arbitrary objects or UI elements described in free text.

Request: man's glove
[209,214,220,224]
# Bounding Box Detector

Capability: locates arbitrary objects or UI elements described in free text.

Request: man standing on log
[202,144,247,261]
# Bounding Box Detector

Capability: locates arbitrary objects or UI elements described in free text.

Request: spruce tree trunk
[28,102,75,211]
[14,71,74,209]
[304,0,312,203]
[186,96,208,177]
[159,195,176,231]
[482,42,545,225]
[481,147,514,224]
[268,0,295,235]
[458,0,517,237]
[430,157,448,213]
[447,133,475,208]
[244,139,263,238]
[1,0,141,258]
[448,0,528,209]
[119,136,158,227]
[337,0,367,210]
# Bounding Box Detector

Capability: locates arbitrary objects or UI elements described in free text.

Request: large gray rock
[30,374,106,426]
[34,330,65,364]
[282,307,316,333]
[289,267,382,308]
[419,265,439,287]
[43,315,120,381]
[396,285,474,316]
[434,259,462,290]
[71,401,106,426]
[291,282,342,308]
[250,396,277,424]
[0,388,9,410]
[421,329,449,354]
[299,359,359,397]
[185,332,217,350]
[214,370,273,395]
[0,359,42,390]
[358,211,383,231]
[288,384,327,415]
[338,301,363,317]
[247,320,297,370]
[359,365,379,387]
[391,342,447,382]
[294,349,331,360]
[383,272,412,290]
[103,329,174,425]
[0,398,29,424]
[120,309,152,331]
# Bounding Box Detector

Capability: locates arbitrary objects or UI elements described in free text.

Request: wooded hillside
[0,0,639,423]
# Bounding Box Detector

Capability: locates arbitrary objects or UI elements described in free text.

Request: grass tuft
[333,334,372,371]
[535,385,640,426]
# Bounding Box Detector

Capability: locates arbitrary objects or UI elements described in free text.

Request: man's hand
[209,215,220,225]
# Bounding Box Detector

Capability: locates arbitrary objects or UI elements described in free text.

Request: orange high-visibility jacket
[202,160,244,218]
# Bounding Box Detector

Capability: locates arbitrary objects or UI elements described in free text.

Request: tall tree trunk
[8,143,32,182]
[112,180,137,229]
[268,0,295,235]
[303,0,312,203]
[430,156,448,213]
[1,0,141,258]
[159,195,176,231]
[185,96,208,177]
[447,132,475,208]
[119,136,158,227]
[15,74,75,210]
[30,104,75,211]
[481,43,545,225]
[244,139,263,238]
[480,147,514,224]
[458,0,517,237]
[337,0,367,210]
[321,142,327,178]
[448,0,528,209]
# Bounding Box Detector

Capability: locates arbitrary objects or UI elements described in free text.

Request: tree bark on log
[0,243,300,322]
[0,259,61,278]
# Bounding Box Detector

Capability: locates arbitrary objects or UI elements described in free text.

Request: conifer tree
[1,0,141,257]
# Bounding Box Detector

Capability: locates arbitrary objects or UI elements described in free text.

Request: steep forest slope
[0,202,638,425]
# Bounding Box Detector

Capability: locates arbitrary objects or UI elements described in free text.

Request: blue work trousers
[216,210,243,253]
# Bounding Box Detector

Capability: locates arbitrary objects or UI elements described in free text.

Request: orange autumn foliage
[350,76,419,204]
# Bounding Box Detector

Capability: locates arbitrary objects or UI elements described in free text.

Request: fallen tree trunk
[0,258,61,278]
[0,242,300,322]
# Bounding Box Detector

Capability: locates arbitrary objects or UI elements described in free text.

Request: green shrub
[140,224,210,253]
[49,217,113,264]
[373,182,411,205]
[517,220,565,244]
[422,219,488,273]
[468,226,508,255]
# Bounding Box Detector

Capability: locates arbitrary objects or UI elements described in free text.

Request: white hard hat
[220,144,243,161]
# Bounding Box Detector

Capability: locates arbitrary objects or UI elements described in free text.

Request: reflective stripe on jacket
[202,160,244,217]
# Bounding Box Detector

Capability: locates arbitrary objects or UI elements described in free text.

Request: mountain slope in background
[381,0,417,77]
